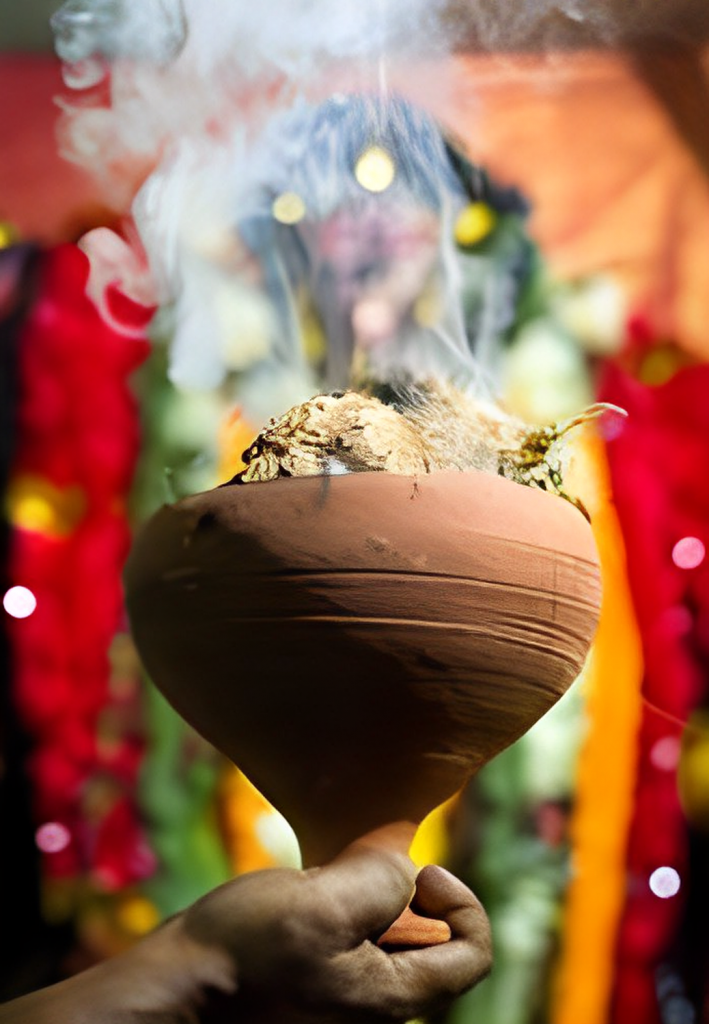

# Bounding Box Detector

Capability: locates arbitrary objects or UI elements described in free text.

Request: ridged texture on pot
[124,471,601,863]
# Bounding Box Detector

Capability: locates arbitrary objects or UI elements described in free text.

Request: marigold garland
[551,435,645,1024]
[599,359,709,1024]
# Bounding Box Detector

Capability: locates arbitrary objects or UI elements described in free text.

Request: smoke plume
[51,0,708,422]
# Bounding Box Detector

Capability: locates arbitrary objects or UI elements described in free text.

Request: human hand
[180,836,491,1023]
[0,838,491,1024]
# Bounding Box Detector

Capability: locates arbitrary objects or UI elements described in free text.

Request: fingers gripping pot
[124,471,601,943]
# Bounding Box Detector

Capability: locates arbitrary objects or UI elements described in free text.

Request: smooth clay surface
[124,470,602,864]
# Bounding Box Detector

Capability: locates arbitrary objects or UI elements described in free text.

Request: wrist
[110,913,239,1021]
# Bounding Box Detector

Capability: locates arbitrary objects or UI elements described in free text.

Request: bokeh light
[0,221,16,249]
[272,191,306,225]
[354,146,396,193]
[116,896,161,936]
[672,536,705,570]
[7,476,86,537]
[352,299,396,344]
[3,585,37,619]
[12,493,59,534]
[650,735,681,772]
[649,866,681,899]
[454,202,496,247]
[35,822,71,854]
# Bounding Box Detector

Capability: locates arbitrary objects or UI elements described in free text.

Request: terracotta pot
[125,470,600,872]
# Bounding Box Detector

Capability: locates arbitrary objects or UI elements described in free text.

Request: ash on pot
[228,380,625,520]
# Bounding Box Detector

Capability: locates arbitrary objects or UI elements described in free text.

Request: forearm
[0,856,491,1024]
[0,917,236,1024]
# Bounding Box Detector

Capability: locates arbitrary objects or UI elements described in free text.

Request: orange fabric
[551,439,645,1024]
[441,50,709,361]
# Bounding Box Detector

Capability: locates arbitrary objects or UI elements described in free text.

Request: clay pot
[124,470,601,875]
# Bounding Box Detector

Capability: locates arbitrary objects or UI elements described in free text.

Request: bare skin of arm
[0,839,491,1024]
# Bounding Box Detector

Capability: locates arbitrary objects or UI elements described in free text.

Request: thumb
[313,836,417,945]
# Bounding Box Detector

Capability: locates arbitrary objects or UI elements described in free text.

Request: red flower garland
[7,243,153,888]
[600,357,709,1023]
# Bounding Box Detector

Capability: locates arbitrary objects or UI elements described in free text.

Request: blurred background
[1,3,709,1023]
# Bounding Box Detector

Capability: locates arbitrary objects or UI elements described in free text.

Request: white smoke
[51,0,473,419]
[51,0,708,421]
[53,0,453,188]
